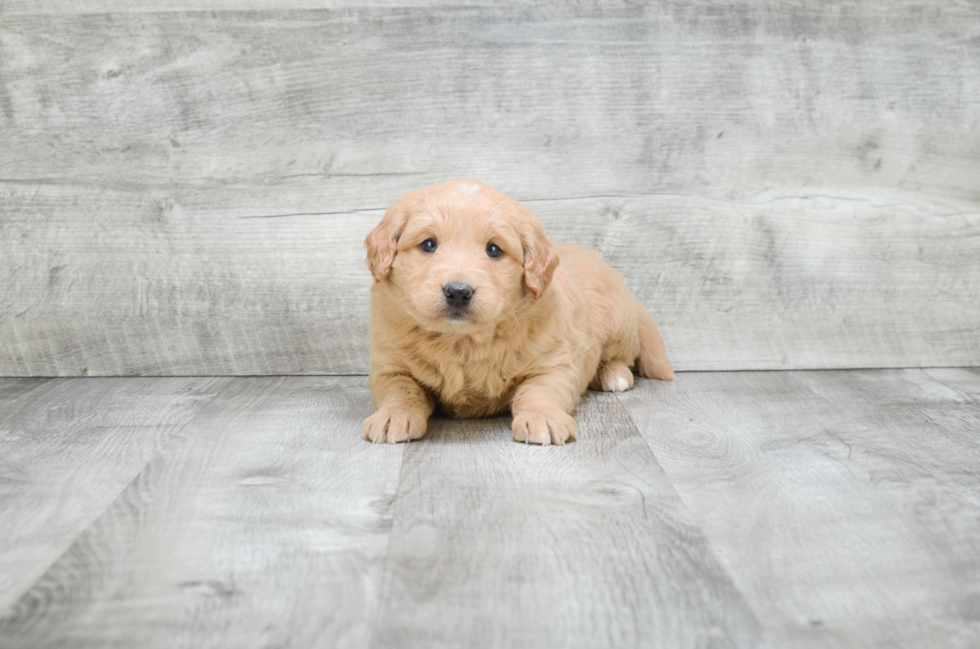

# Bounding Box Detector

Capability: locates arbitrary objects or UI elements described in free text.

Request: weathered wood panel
[618,370,980,648]
[374,393,762,648]
[1,0,969,13]
[791,368,980,505]
[1,371,978,646]
[0,377,404,648]
[2,184,977,375]
[0,0,499,12]
[922,366,980,401]
[1,4,978,375]
[2,6,977,200]
[0,376,229,609]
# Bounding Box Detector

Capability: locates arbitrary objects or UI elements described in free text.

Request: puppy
[363,180,673,445]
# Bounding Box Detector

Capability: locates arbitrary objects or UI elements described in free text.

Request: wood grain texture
[0,4,978,375]
[374,393,762,648]
[618,370,980,648]
[2,5,977,198]
[1,372,978,647]
[0,0,968,12]
[0,0,505,12]
[0,377,404,648]
[921,367,980,402]
[2,185,977,375]
[791,368,980,507]
[0,376,229,610]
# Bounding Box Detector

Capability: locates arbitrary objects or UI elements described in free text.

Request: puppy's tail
[634,299,674,381]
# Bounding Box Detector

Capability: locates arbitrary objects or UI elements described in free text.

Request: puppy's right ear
[365,195,413,282]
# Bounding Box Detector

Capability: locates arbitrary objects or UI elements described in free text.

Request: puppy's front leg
[510,372,578,446]
[363,373,434,444]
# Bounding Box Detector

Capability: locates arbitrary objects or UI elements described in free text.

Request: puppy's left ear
[519,215,560,299]
[365,194,414,282]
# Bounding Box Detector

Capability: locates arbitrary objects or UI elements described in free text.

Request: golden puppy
[363,180,673,445]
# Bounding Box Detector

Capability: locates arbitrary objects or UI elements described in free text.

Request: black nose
[443,282,474,309]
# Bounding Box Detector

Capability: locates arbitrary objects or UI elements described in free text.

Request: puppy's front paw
[512,409,577,446]
[363,408,427,444]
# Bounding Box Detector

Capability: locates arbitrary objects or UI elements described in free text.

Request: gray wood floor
[1,370,978,648]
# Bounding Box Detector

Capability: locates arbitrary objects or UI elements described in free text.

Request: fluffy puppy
[363,179,673,445]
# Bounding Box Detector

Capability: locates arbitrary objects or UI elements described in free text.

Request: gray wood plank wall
[1,3,978,376]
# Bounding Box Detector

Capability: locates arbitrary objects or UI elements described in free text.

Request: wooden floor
[1,369,978,648]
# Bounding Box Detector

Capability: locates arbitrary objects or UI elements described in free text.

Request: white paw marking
[615,376,630,391]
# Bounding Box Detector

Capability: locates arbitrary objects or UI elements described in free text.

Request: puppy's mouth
[443,308,471,324]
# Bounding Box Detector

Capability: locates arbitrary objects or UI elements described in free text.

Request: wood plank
[1,4,978,375]
[618,371,980,648]
[922,367,980,402]
[791,369,980,505]
[2,184,977,375]
[2,6,977,199]
[0,378,53,415]
[373,392,762,648]
[0,0,970,12]
[0,377,229,609]
[0,377,404,649]
[0,0,497,12]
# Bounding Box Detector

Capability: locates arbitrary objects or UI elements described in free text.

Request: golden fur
[363,179,673,445]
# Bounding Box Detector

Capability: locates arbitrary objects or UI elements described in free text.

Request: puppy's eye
[420,238,437,253]
[486,243,503,258]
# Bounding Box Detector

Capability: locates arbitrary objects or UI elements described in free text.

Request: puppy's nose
[443,282,474,308]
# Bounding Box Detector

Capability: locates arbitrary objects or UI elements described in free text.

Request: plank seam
[610,388,766,641]
[366,442,409,649]
[0,377,236,613]
[4,366,980,379]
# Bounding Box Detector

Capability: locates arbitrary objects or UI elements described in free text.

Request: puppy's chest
[407,351,519,418]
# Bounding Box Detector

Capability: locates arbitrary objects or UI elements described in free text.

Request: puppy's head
[365,179,559,334]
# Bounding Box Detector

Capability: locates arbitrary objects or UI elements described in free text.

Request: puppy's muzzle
[443,282,474,310]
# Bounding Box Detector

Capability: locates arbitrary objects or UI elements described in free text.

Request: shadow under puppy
[364,180,674,445]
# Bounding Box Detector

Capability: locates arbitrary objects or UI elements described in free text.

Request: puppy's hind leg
[590,360,635,392]
[634,298,674,381]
